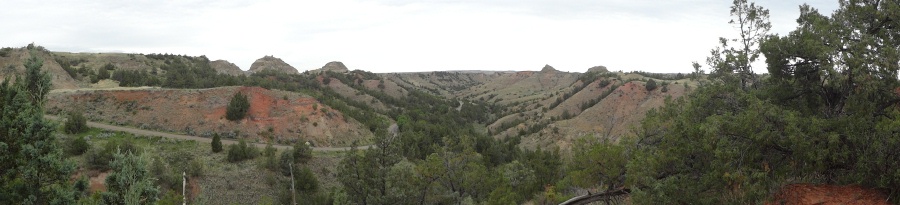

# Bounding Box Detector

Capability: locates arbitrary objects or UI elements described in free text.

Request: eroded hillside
[10,44,697,151]
[46,86,373,146]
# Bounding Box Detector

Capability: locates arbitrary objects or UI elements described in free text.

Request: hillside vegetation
[1,0,896,204]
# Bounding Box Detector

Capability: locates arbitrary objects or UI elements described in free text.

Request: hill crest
[248,55,297,74]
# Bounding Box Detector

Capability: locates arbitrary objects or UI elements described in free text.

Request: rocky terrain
[47,86,373,146]
[209,60,245,76]
[9,45,690,150]
[248,55,297,74]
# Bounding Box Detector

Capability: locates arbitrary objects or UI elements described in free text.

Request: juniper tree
[0,51,77,204]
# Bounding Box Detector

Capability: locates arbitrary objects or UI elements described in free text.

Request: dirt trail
[45,115,372,151]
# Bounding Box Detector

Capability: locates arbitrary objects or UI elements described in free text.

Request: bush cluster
[84,136,140,170]
[64,110,88,134]
[226,139,258,162]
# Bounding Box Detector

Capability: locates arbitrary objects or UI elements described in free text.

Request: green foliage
[74,175,90,197]
[0,47,11,57]
[64,109,88,134]
[628,71,688,81]
[155,190,183,205]
[519,147,561,193]
[226,139,258,162]
[627,1,900,203]
[644,79,657,91]
[225,92,250,121]
[210,133,223,153]
[262,143,278,171]
[566,137,626,190]
[111,70,159,87]
[486,185,519,205]
[23,52,51,104]
[101,150,159,205]
[499,161,536,196]
[292,142,313,164]
[97,66,110,81]
[66,136,90,156]
[85,136,140,170]
[294,166,319,193]
[0,51,77,204]
[598,79,611,88]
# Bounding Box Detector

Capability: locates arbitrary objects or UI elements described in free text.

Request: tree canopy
[624,0,900,203]
[225,92,250,121]
[0,51,78,204]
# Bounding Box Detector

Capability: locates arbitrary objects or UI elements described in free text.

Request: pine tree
[101,150,159,205]
[225,92,250,121]
[211,133,223,153]
[0,51,77,204]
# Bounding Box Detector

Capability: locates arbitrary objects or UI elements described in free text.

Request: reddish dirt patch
[89,171,110,193]
[768,184,890,205]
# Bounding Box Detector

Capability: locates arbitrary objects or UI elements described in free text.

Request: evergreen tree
[64,109,88,134]
[97,66,110,81]
[225,92,250,121]
[628,0,900,203]
[0,51,77,204]
[644,79,657,91]
[293,141,312,164]
[211,133,223,153]
[101,151,159,205]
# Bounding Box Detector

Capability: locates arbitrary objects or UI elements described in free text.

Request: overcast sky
[3,0,838,73]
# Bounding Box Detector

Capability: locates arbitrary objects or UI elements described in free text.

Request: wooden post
[290,164,296,205]
[182,171,186,205]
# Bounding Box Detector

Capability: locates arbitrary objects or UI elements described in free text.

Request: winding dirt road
[45,115,372,152]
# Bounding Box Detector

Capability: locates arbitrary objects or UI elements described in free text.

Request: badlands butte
[1,46,689,148]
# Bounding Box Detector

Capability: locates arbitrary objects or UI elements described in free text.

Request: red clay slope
[47,86,372,146]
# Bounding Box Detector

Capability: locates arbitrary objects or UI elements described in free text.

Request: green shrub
[598,79,611,88]
[294,166,319,193]
[0,47,11,57]
[645,79,657,91]
[66,136,90,156]
[226,92,250,121]
[293,142,313,164]
[64,110,88,134]
[211,133,223,153]
[263,143,278,171]
[187,158,204,177]
[85,137,140,170]
[227,139,258,162]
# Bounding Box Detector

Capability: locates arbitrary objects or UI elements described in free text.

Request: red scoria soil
[767,184,891,205]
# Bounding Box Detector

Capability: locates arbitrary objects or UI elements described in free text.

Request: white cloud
[1,0,839,73]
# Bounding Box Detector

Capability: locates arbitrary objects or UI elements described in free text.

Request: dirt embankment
[768,184,890,205]
[47,86,373,146]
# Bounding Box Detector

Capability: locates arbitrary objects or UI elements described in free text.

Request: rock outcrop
[321,61,349,73]
[540,64,558,73]
[587,65,609,73]
[210,60,245,76]
[248,56,297,74]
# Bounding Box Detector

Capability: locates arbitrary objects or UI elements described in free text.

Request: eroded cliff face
[248,56,297,74]
[47,86,373,146]
[210,60,245,76]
